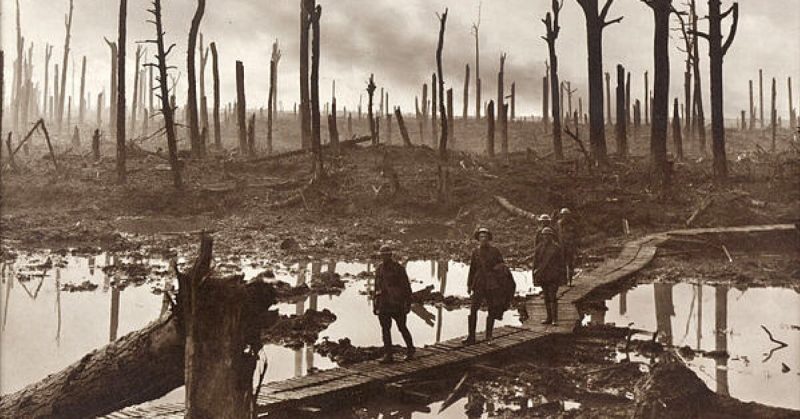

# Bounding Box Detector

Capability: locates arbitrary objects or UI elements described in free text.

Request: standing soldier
[463,227,514,345]
[557,208,578,286]
[533,227,566,325]
[534,214,556,247]
[373,245,415,363]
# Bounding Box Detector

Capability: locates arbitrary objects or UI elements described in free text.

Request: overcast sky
[2,0,799,119]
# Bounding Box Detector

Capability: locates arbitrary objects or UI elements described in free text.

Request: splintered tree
[78,56,86,124]
[497,53,507,158]
[147,0,182,189]
[198,33,210,134]
[186,0,205,158]
[299,0,313,149]
[642,0,671,182]
[367,74,377,144]
[210,42,221,148]
[615,64,627,156]
[115,0,127,184]
[130,46,142,135]
[436,9,450,203]
[576,0,623,165]
[271,40,281,123]
[673,97,683,159]
[542,0,564,159]
[105,39,118,137]
[309,3,323,176]
[694,0,738,178]
[42,44,53,121]
[690,0,706,153]
[267,43,280,155]
[57,0,74,131]
[472,2,482,119]
[463,64,470,119]
[236,61,247,155]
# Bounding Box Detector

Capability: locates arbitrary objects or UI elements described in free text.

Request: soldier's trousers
[378,312,414,351]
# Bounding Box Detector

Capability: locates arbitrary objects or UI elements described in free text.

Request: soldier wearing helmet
[373,245,415,363]
[557,208,579,286]
[463,227,513,345]
[533,226,566,325]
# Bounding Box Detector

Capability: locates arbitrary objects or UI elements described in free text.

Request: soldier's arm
[400,266,412,302]
[466,252,477,292]
[374,265,383,296]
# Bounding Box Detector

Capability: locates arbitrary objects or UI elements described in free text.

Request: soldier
[534,214,555,248]
[533,227,566,325]
[463,227,514,345]
[557,208,578,286]
[373,245,415,363]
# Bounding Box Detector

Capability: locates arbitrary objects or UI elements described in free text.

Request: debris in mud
[264,309,337,349]
[102,262,165,289]
[61,280,99,292]
[315,337,404,365]
[310,271,346,293]
[279,238,299,251]
[411,285,469,308]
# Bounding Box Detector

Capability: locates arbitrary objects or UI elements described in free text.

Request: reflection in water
[3,263,13,329]
[601,283,800,410]
[715,286,729,396]
[110,288,120,342]
[55,268,62,344]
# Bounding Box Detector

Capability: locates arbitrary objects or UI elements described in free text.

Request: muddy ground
[2,118,798,271]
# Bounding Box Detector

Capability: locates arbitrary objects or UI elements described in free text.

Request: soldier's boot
[485,316,495,345]
[462,313,477,345]
[541,300,553,324]
[551,301,559,325]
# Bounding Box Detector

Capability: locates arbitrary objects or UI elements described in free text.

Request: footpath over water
[104,220,797,418]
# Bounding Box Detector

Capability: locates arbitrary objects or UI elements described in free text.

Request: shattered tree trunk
[421,83,428,143]
[706,0,738,178]
[152,0,182,189]
[436,9,448,161]
[395,107,412,146]
[186,0,205,158]
[616,64,627,157]
[310,4,323,176]
[543,1,563,159]
[447,88,454,147]
[210,42,221,149]
[647,0,670,182]
[486,100,495,157]
[497,53,506,158]
[248,113,256,154]
[605,71,611,125]
[463,64,469,119]
[299,0,312,150]
[691,1,706,154]
[78,56,86,124]
[57,0,74,131]
[236,61,248,155]
[673,97,683,159]
[198,33,210,134]
[367,74,377,145]
[130,47,141,137]
[771,77,776,151]
[267,58,276,155]
[328,97,339,154]
[105,40,118,140]
[759,69,764,128]
[748,80,755,131]
[115,0,127,184]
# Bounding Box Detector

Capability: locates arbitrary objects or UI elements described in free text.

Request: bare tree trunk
[788,77,795,132]
[616,64,627,157]
[367,74,376,145]
[198,33,209,133]
[105,40,118,136]
[497,53,507,158]
[77,55,86,124]
[151,0,182,189]
[248,113,256,154]
[543,1,563,159]
[57,0,74,132]
[576,0,621,165]
[300,0,312,150]
[748,80,755,131]
[436,9,448,161]
[1,51,4,152]
[267,57,275,155]
[421,83,428,144]
[705,0,738,178]
[463,64,470,119]
[486,100,495,157]
[96,92,102,127]
[210,42,221,149]
[510,82,516,121]
[236,60,248,155]
[771,77,777,151]
[115,0,127,184]
[310,4,323,176]
[148,60,154,114]
[472,9,481,120]
[605,71,611,125]
[395,107,412,146]
[186,0,205,158]
[42,45,53,122]
[626,71,631,128]
[645,70,650,125]
[758,69,764,129]
[130,46,142,136]
[646,0,670,182]
[543,74,550,127]
[447,88,454,147]
[673,98,683,160]
[328,97,339,154]
[432,73,438,143]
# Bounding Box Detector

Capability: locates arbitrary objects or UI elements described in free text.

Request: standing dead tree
[544,63,551,127]
[576,0,622,165]
[78,56,86,124]
[788,77,796,132]
[57,0,74,132]
[486,100,495,157]
[673,97,683,159]
[299,0,313,150]
[421,83,428,143]
[186,0,205,158]
[674,2,694,142]
[432,73,438,143]
[497,53,507,159]
[130,46,142,137]
[198,33,210,135]
[463,64,470,119]
[210,42,221,149]
[616,64,627,157]
[542,0,564,160]
[267,43,280,155]
[367,74,377,145]
[472,1,482,119]
[690,0,706,153]
[42,44,53,121]
[115,0,127,184]
[642,0,671,182]
[395,107,412,146]
[147,0,182,189]
[235,61,248,155]
[605,71,611,125]
[271,40,281,123]
[436,9,449,161]
[328,87,339,154]
[771,77,777,151]
[309,3,323,177]
[748,79,755,131]
[692,0,738,178]
[105,39,118,138]
[759,69,764,129]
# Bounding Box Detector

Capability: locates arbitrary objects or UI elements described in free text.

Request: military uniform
[465,243,514,343]
[533,231,566,324]
[374,259,414,357]
[557,215,578,284]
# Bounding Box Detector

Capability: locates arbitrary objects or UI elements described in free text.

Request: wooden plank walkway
[104,223,796,417]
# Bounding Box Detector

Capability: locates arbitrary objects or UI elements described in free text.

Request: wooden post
[463,64,470,119]
[616,64,627,158]
[673,98,683,160]
[236,61,247,155]
[395,107,412,146]
[486,100,495,157]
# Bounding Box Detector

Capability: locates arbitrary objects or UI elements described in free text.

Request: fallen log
[245,135,371,164]
[0,234,277,419]
[494,195,538,220]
